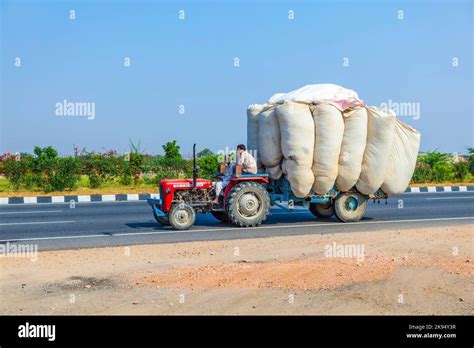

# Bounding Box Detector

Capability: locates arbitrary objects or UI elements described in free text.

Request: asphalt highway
[0,191,473,250]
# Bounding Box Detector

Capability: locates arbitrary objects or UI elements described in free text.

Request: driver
[212,144,258,204]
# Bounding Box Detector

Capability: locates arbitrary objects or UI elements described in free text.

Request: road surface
[0,191,473,250]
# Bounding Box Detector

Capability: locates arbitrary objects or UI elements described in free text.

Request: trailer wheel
[169,202,196,230]
[211,210,230,223]
[226,182,270,227]
[309,202,334,219]
[153,211,170,225]
[334,192,367,223]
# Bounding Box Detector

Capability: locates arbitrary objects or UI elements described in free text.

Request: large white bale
[276,102,315,197]
[247,104,264,168]
[381,119,421,194]
[258,106,282,168]
[265,165,283,180]
[269,83,364,111]
[335,107,368,192]
[311,103,344,194]
[356,106,396,195]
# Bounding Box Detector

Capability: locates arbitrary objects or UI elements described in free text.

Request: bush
[45,157,82,192]
[2,153,32,189]
[82,151,119,188]
[432,162,455,183]
[414,149,456,183]
[146,156,192,183]
[117,153,145,185]
[197,154,219,180]
[468,148,474,175]
[30,147,81,192]
[411,163,432,183]
[453,162,468,182]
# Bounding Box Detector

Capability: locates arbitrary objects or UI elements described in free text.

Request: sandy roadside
[0,225,472,315]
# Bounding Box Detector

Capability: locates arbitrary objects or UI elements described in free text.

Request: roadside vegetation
[0,143,472,196]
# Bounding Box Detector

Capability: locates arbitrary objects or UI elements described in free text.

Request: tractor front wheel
[226,182,270,227]
[334,192,368,223]
[309,202,334,219]
[169,202,196,230]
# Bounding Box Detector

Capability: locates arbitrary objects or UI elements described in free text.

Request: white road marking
[127,194,139,201]
[0,217,472,243]
[427,197,474,200]
[101,195,116,202]
[0,210,63,215]
[77,195,91,202]
[24,197,37,204]
[52,196,65,203]
[0,220,75,226]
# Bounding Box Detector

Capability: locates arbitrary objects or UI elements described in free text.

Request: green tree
[467,147,474,175]
[197,148,214,158]
[162,140,182,160]
[29,147,81,192]
[418,150,451,168]
[197,155,219,180]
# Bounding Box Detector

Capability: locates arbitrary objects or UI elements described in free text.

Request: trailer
[147,145,387,230]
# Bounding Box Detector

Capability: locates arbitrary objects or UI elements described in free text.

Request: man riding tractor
[212,144,258,204]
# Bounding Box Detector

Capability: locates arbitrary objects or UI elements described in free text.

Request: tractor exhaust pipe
[193,143,197,188]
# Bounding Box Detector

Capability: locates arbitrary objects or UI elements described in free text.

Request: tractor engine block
[173,189,211,213]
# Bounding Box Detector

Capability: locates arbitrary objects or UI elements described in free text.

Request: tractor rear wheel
[169,202,196,230]
[226,182,270,227]
[211,210,230,223]
[309,202,334,219]
[334,192,368,222]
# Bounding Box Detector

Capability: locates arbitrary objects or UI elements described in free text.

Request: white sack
[311,103,345,194]
[335,107,368,192]
[381,119,421,194]
[265,165,283,180]
[247,104,264,169]
[258,106,282,168]
[281,158,288,174]
[276,102,314,197]
[356,106,396,195]
[269,83,364,111]
[286,163,315,198]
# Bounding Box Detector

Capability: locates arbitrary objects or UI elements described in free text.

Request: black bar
[0,315,472,346]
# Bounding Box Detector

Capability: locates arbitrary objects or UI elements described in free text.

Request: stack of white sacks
[247,84,421,197]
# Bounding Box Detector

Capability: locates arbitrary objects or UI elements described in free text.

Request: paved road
[0,191,473,250]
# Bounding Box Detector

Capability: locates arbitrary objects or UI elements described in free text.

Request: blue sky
[1,0,472,156]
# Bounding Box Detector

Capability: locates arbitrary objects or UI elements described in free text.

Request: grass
[0,176,158,197]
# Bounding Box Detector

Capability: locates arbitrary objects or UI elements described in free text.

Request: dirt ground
[0,225,472,315]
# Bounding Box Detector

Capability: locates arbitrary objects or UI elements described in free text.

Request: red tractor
[147,144,273,230]
[148,145,386,230]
